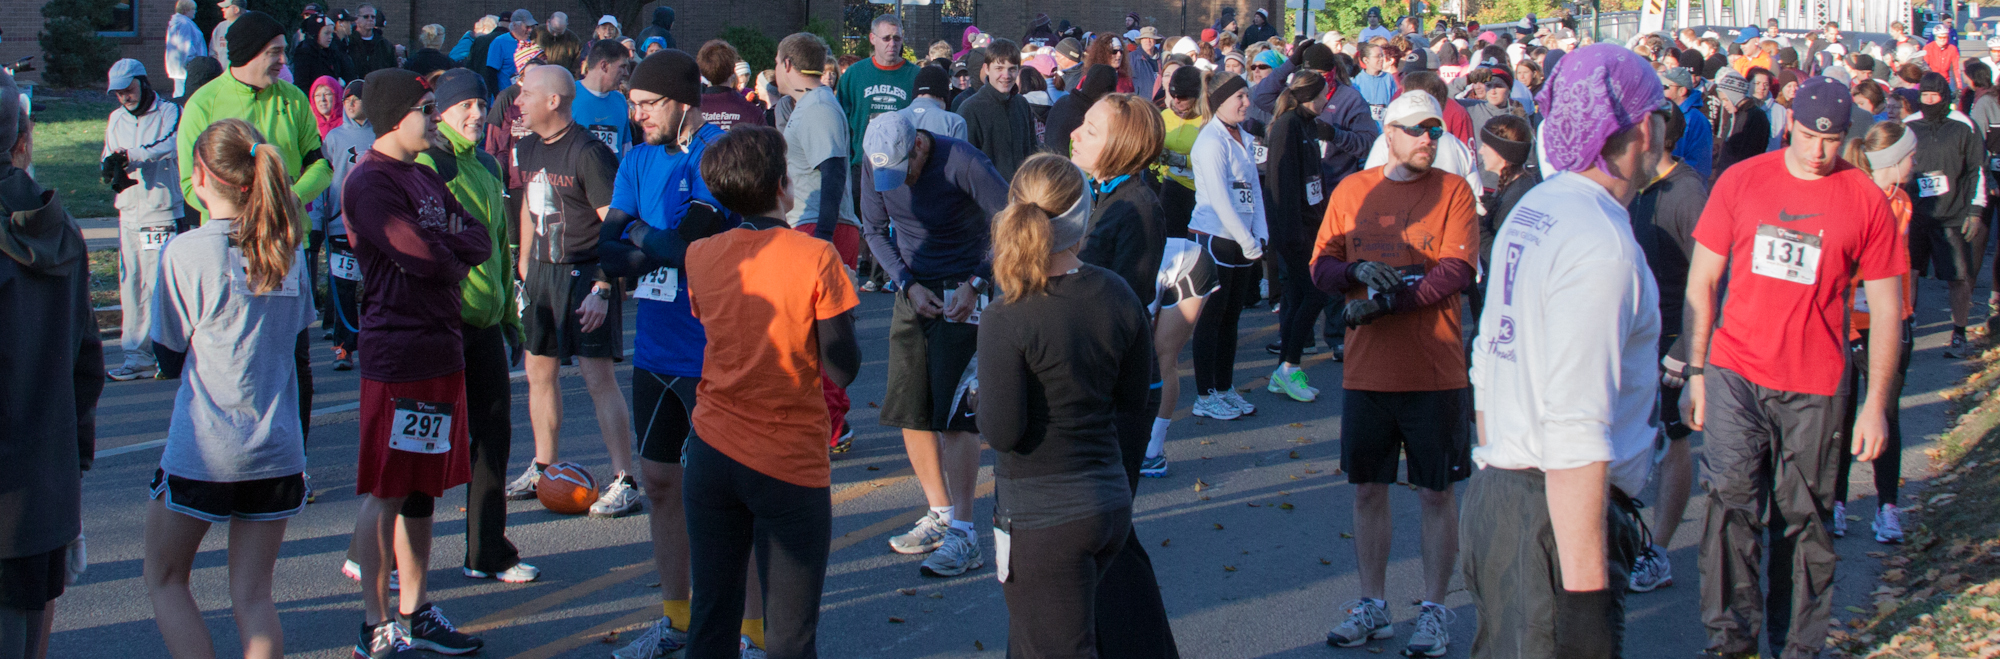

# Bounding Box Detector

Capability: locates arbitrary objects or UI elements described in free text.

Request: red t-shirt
[1693,151,1908,396]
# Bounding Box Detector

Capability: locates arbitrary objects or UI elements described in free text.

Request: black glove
[101,152,137,193]
[1288,39,1315,67]
[1348,260,1406,295]
[1553,588,1622,659]
[1342,297,1390,328]
[677,200,729,243]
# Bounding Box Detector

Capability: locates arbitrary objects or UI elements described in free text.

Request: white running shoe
[1139,455,1169,478]
[1873,503,1906,544]
[503,464,541,501]
[106,359,155,381]
[590,474,644,518]
[1404,603,1453,657]
[919,527,984,577]
[1325,598,1392,647]
[341,560,399,590]
[609,616,687,659]
[1192,393,1242,420]
[1220,389,1256,415]
[889,510,951,554]
[1266,368,1318,402]
[463,562,540,583]
[739,635,768,659]
[1627,549,1673,592]
[1831,501,1848,538]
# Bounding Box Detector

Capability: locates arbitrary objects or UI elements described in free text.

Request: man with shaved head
[504,64,644,519]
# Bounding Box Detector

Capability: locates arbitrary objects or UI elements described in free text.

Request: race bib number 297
[388,398,453,454]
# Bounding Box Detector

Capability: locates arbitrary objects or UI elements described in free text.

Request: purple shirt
[342,149,494,382]
[700,89,767,132]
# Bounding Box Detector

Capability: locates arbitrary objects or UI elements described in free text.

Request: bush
[38,0,121,89]
[719,25,778,72]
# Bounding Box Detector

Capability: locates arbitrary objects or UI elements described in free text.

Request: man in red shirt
[1683,77,1907,659]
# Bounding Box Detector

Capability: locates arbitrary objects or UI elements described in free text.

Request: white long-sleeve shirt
[102,98,185,224]
[1469,172,1660,497]
[164,13,207,81]
[1188,118,1268,259]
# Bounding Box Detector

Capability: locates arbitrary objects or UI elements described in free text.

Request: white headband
[1865,129,1917,170]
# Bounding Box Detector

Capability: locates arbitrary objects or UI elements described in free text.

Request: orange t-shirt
[1850,186,1915,339]
[687,226,861,488]
[1311,166,1478,392]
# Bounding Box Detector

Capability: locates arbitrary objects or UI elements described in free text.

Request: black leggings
[1271,238,1330,363]
[462,322,520,573]
[1836,320,1913,504]
[684,436,831,659]
[1003,511,1132,658]
[1192,233,1255,394]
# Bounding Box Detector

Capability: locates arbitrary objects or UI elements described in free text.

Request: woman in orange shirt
[1835,120,1916,545]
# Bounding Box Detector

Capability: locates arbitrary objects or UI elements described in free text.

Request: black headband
[1207,75,1247,114]
[1481,125,1532,166]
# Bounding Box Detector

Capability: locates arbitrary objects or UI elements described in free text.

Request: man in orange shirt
[1309,89,1478,657]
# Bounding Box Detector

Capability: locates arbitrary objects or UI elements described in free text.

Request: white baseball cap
[107,59,147,91]
[1382,90,1442,128]
[597,15,619,29]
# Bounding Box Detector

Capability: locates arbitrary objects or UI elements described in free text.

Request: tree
[719,25,778,71]
[38,0,120,88]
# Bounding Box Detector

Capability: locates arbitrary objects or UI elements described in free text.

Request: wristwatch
[1685,365,1704,376]
[591,286,611,300]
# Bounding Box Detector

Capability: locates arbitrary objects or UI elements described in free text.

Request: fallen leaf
[1319,557,1332,565]
[602,632,620,644]
[1340,532,1354,539]
[929,592,944,599]
[1289,451,1301,459]
[1200,440,1215,445]
[888,617,905,623]
[1290,474,1302,480]
[1237,445,1252,450]
[867,466,881,471]
[1883,569,1907,583]
[1280,502,1296,510]
[1161,538,1172,547]
[1201,495,1211,500]
[868,402,879,408]
[974,640,984,650]
[1867,551,1888,558]
[1214,523,1226,530]
[1223,565,1238,572]
[1288,422,1305,428]
[1368,648,1384,654]
[1846,606,1867,614]
[898,588,917,596]
[1279,491,1290,495]
[1247,503,1261,507]
[1306,469,1322,474]
[457,507,467,512]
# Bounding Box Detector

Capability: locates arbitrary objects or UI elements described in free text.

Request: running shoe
[1139,455,1169,478]
[333,346,355,371]
[342,560,399,590]
[106,360,154,381]
[1404,602,1453,657]
[354,621,421,659]
[1328,341,1345,362]
[504,464,542,501]
[1874,503,1906,544]
[1192,393,1242,420]
[1325,598,1392,647]
[610,616,687,659]
[1265,341,1321,356]
[889,510,951,554]
[920,527,984,577]
[1627,548,1673,592]
[1946,333,1973,358]
[1220,389,1257,416]
[860,280,879,292]
[324,328,336,341]
[590,474,644,518]
[740,635,768,659]
[881,280,900,293]
[1267,368,1318,402]
[1831,501,1847,538]
[303,473,317,504]
[830,422,854,453]
[463,562,540,583]
[402,603,483,655]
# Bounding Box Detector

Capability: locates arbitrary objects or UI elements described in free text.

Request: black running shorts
[150,469,307,524]
[523,259,624,360]
[1340,388,1473,491]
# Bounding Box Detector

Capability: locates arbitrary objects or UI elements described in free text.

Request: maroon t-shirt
[701,88,768,132]
[342,149,494,383]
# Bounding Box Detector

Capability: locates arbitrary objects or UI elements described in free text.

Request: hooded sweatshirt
[418,123,519,331]
[1023,14,1057,48]
[103,84,185,224]
[0,163,102,559]
[958,83,1039,181]
[1906,104,1984,228]
[638,7,677,50]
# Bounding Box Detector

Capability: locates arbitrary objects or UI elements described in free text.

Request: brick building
[0,0,1276,87]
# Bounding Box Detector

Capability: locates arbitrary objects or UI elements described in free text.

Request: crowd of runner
[0,2,1982,658]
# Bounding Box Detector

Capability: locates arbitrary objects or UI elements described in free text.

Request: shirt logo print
[1778,209,1822,223]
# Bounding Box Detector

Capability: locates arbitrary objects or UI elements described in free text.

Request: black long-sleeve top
[978,265,1150,530]
[1078,175,1166,300]
[1250,61,1381,184]
[1262,106,1328,250]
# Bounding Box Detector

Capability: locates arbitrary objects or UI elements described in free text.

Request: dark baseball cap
[1791,76,1853,134]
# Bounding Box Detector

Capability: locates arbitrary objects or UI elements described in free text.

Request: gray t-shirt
[315,121,376,235]
[783,86,859,228]
[150,220,316,482]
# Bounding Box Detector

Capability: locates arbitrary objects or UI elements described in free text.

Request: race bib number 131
[1751,224,1822,285]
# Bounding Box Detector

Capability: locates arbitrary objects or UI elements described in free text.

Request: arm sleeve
[1391,182,1480,312]
[177,99,204,213]
[1533,256,1642,469]
[597,209,666,277]
[859,158,913,284]
[815,157,846,241]
[949,115,968,141]
[1392,258,1476,312]
[974,318,1028,454]
[290,110,332,202]
[134,104,182,163]
[148,248,193,352]
[1310,201,1355,295]
[344,172,478,282]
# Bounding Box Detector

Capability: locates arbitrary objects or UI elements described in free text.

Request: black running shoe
[402,603,483,655]
[353,621,421,659]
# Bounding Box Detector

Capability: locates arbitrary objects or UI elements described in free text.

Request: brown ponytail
[195,118,303,294]
[992,154,1085,303]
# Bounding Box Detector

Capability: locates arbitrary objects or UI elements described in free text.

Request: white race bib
[943,287,988,325]
[227,247,301,296]
[1305,176,1325,206]
[1750,224,1822,285]
[139,226,172,251]
[329,251,361,281]
[634,267,679,302]
[994,525,1012,583]
[1370,104,1387,122]
[1918,172,1950,198]
[1253,142,1269,165]
[388,398,453,454]
[1853,285,1870,313]
[1231,181,1256,215]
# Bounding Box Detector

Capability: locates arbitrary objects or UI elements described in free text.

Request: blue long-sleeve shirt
[1251,61,1382,184]
[1673,93,1715,180]
[859,132,1010,284]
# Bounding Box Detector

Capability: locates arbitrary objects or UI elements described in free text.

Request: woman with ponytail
[144,118,314,659]
[978,153,1155,658]
[1186,70,1267,422]
[1834,121,1918,545]
[1263,69,1333,404]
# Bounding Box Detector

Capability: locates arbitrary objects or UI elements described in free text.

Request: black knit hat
[1301,43,1336,72]
[1078,64,1118,100]
[630,49,702,107]
[914,65,950,98]
[362,68,431,138]
[434,68,486,113]
[226,11,287,68]
[1169,65,1203,99]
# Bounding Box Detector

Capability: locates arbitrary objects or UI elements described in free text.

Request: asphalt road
[55,273,1972,658]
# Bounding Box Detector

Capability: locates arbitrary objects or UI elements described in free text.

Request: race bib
[1305,176,1325,206]
[1918,172,1949,198]
[943,287,988,325]
[1751,224,1822,285]
[1253,142,1269,165]
[329,251,361,281]
[1853,285,1870,313]
[388,398,453,454]
[227,247,301,296]
[1370,104,1387,123]
[586,124,622,152]
[1231,181,1256,214]
[634,267,678,302]
[994,525,1012,583]
[138,226,172,251]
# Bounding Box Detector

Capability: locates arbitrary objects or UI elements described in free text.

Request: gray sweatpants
[1460,467,1638,659]
[1698,366,1847,659]
[117,218,176,365]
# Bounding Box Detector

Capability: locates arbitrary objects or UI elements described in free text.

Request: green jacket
[175,71,332,218]
[417,123,519,331]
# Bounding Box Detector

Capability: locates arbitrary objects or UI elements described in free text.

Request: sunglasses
[412,101,437,117]
[1390,123,1444,140]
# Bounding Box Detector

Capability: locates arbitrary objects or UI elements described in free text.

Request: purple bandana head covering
[1535,43,1666,176]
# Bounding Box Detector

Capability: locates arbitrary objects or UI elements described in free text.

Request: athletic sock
[741,618,766,648]
[1956,325,1969,337]
[533,461,550,472]
[1277,362,1299,376]
[1147,418,1170,458]
[950,519,976,533]
[662,599,691,630]
[929,505,954,521]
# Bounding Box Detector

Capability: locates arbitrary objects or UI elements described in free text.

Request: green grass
[87,248,116,309]
[31,95,119,219]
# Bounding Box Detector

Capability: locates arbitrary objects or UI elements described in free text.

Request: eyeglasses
[634,95,672,111]
[1390,123,1444,140]
[412,101,437,116]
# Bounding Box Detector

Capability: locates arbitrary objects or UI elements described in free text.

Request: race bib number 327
[388,398,453,454]
[1751,224,1822,285]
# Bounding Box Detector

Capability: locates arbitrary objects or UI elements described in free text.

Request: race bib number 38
[1231,181,1257,214]
[388,398,453,454]
[634,267,679,302]
[1751,224,1822,285]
